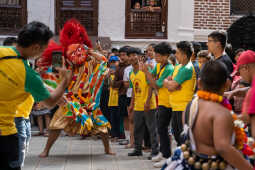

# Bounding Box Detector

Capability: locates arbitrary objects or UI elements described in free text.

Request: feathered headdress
[60,19,92,52]
[36,40,63,67]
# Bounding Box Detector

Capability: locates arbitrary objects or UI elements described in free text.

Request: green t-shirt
[151,63,174,88]
[23,59,50,102]
[173,62,193,85]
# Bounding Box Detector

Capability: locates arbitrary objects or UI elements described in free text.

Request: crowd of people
[1,19,255,170]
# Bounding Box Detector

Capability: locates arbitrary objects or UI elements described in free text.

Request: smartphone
[52,51,63,72]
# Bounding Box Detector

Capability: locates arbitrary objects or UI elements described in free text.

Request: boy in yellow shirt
[127,47,159,157]
[142,42,174,167]
[108,56,121,141]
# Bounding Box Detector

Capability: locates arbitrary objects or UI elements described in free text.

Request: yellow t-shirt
[130,70,156,111]
[152,63,174,108]
[169,62,196,111]
[0,46,50,136]
[108,75,119,107]
[16,95,34,119]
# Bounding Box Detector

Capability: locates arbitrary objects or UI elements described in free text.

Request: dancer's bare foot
[39,150,49,158]
[100,133,115,155]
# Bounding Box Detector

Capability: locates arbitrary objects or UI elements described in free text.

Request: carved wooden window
[231,0,255,15]
[0,0,27,34]
[55,0,98,36]
[126,0,167,39]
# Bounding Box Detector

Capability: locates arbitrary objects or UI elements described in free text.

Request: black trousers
[119,95,128,117]
[133,110,159,155]
[144,125,151,148]
[157,106,172,158]
[172,111,184,146]
[0,134,21,170]
[119,95,128,135]
[100,85,110,122]
[109,106,120,138]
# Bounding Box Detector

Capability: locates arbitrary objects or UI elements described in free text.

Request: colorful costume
[38,19,110,136]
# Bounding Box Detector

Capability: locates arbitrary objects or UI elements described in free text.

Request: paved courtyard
[24,135,160,170]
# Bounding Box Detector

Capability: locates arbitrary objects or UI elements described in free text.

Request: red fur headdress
[36,40,63,67]
[60,19,92,53]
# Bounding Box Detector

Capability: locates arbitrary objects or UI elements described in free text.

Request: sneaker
[151,152,163,162]
[153,158,167,168]
[128,150,142,156]
[148,152,159,160]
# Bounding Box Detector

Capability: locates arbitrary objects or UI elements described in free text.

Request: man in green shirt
[0,21,72,170]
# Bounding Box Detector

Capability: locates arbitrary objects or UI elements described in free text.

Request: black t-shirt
[215,54,233,78]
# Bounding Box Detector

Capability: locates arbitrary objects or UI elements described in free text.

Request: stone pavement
[23,136,160,170]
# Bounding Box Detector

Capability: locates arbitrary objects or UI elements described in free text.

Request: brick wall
[194,0,240,30]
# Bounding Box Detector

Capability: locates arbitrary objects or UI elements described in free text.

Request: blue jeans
[10,117,31,168]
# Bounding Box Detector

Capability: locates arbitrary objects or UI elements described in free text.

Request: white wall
[27,0,55,33]
[98,0,126,41]
[168,0,194,42]
[99,0,195,47]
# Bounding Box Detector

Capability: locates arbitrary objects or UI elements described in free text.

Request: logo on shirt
[134,80,142,96]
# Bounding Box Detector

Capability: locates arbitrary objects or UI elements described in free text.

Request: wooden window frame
[230,0,255,15]
[125,0,168,39]
[0,0,27,35]
[55,0,98,36]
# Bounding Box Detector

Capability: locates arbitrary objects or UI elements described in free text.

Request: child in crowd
[108,56,121,141]
[31,103,51,137]
[32,67,51,137]
[198,50,210,68]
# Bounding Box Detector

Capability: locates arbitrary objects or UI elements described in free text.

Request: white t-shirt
[123,65,133,98]
[145,58,157,69]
